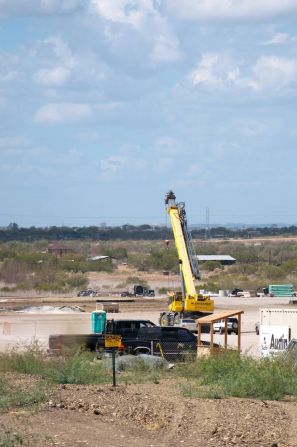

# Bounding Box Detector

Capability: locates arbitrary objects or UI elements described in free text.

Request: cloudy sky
[1,0,297,227]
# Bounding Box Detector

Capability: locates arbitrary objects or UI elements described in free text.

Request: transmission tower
[205,207,210,239]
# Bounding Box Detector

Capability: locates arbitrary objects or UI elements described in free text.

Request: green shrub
[41,352,108,384]
[0,287,16,292]
[175,351,297,400]
[0,430,28,447]
[144,249,179,272]
[158,287,168,294]
[126,276,148,287]
[0,378,46,411]
[200,261,222,272]
[66,274,87,289]
[0,345,109,385]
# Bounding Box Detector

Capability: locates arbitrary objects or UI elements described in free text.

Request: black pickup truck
[49,319,156,354]
[48,320,203,360]
[124,326,199,360]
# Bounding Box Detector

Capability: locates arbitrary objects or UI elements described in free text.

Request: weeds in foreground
[175,351,297,400]
[0,378,46,411]
[0,344,109,385]
[0,432,28,447]
[0,343,168,386]
[2,346,297,401]
[115,355,167,384]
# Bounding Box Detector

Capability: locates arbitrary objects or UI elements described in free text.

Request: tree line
[2,223,297,242]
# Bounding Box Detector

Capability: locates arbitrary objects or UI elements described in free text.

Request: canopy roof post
[196,309,244,354]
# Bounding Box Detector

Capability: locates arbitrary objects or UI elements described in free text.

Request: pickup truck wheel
[219,327,224,335]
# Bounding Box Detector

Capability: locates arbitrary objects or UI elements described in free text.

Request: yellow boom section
[169,206,197,298]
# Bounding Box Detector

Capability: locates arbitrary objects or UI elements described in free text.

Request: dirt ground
[1,374,297,447]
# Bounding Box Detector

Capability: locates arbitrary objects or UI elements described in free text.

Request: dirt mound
[16,305,84,313]
[1,379,297,446]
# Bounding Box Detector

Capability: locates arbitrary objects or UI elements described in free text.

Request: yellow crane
[163,191,214,320]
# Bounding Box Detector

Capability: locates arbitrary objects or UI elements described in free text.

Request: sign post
[260,325,290,356]
[104,335,122,387]
[112,348,116,387]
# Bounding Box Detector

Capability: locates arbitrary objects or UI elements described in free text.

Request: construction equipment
[160,191,214,325]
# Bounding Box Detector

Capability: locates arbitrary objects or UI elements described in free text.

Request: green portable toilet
[92,310,106,334]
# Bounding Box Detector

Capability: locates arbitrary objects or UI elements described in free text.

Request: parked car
[77,289,97,297]
[213,317,238,335]
[146,289,155,297]
[121,286,155,298]
[229,288,244,297]
[174,318,198,333]
[120,291,134,297]
[133,285,155,297]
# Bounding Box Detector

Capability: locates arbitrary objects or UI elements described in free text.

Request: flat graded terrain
[0,294,292,354]
[1,374,297,447]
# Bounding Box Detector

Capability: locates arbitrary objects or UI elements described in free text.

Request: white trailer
[260,308,297,339]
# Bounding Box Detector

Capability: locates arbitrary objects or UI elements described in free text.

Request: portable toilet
[92,310,106,334]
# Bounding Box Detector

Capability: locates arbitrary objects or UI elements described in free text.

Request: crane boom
[165,191,214,315]
[165,192,199,297]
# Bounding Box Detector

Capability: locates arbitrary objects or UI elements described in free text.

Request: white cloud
[188,53,297,91]
[100,155,127,176]
[34,66,71,86]
[99,153,147,179]
[43,37,76,69]
[91,0,183,66]
[33,37,77,87]
[153,157,174,174]
[188,53,220,86]
[165,0,297,21]
[0,52,19,85]
[90,0,159,29]
[262,33,289,45]
[0,0,85,17]
[252,56,297,89]
[150,34,182,64]
[35,103,92,124]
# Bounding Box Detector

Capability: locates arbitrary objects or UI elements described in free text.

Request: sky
[1,0,297,227]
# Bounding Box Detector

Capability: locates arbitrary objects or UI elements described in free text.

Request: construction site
[4,0,297,444]
[1,192,297,446]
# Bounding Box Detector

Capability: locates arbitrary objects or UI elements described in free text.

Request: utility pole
[205,207,210,240]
